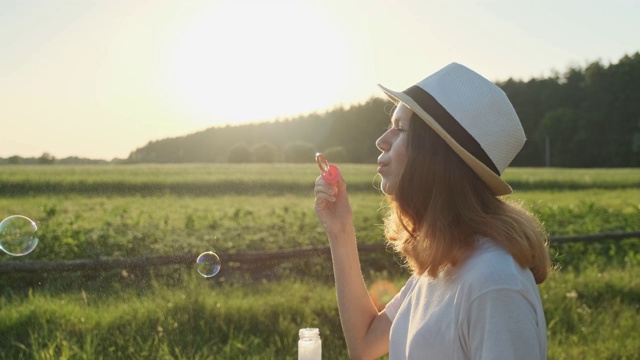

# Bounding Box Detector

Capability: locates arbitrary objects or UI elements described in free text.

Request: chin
[380,181,395,196]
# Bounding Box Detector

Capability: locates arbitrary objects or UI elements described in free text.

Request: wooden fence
[1,232,638,274]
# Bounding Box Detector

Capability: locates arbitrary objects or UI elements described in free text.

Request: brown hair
[384,113,551,283]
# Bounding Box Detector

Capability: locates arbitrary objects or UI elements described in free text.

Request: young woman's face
[376,103,412,196]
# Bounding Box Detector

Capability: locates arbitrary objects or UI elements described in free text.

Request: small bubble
[0,215,39,256]
[197,251,221,278]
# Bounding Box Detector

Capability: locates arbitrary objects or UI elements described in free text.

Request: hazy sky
[1,0,638,160]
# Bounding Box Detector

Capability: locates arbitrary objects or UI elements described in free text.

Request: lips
[377,158,389,174]
[377,155,389,168]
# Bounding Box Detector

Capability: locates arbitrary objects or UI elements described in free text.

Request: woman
[314,63,551,359]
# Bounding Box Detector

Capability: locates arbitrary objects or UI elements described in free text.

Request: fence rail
[1,232,638,274]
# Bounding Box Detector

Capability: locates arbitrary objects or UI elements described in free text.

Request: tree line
[3,52,639,167]
[125,99,393,165]
[127,52,640,167]
[503,52,640,167]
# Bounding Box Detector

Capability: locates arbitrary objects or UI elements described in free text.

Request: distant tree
[58,157,108,165]
[38,152,55,165]
[251,142,279,163]
[227,143,251,163]
[500,77,563,167]
[8,156,23,164]
[317,97,389,163]
[322,146,349,163]
[284,142,316,163]
[632,121,640,166]
[538,108,586,167]
[111,158,128,164]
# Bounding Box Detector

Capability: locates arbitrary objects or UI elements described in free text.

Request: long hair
[384,113,551,284]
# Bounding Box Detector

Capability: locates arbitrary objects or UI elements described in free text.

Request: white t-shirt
[385,237,546,360]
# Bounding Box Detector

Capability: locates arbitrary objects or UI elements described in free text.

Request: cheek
[395,147,409,172]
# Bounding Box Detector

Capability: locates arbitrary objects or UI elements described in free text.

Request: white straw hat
[378,62,525,196]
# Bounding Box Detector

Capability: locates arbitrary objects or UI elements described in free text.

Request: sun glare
[167,1,350,126]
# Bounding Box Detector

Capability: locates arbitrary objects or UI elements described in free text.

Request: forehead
[392,103,413,123]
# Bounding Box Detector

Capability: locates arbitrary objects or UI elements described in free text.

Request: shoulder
[385,275,420,321]
[453,238,545,332]
[454,237,536,295]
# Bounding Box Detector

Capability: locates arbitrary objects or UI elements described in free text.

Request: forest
[4,52,639,167]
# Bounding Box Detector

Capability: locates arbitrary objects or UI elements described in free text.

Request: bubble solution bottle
[298,328,321,360]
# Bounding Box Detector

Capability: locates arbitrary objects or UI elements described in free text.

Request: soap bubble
[0,215,39,256]
[196,251,221,278]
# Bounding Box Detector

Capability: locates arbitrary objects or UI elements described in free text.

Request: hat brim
[378,84,513,196]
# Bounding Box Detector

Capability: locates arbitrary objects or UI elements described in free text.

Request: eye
[393,123,406,133]
[385,120,405,133]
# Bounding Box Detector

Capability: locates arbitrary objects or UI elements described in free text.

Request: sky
[1,0,638,160]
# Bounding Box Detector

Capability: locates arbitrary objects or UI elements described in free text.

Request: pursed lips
[377,156,389,173]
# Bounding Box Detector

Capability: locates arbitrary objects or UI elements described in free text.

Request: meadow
[0,164,639,359]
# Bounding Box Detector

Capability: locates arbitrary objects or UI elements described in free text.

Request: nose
[376,131,390,152]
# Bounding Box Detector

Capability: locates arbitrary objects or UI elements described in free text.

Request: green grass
[0,266,637,359]
[0,164,639,359]
[1,165,639,197]
[1,192,637,269]
[0,276,340,359]
[543,266,640,359]
[504,167,640,190]
[0,163,378,196]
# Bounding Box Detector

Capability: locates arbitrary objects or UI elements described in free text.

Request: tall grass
[543,266,640,359]
[0,273,341,359]
[1,193,637,270]
[0,266,638,359]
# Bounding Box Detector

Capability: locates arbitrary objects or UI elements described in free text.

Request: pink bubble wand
[315,153,340,185]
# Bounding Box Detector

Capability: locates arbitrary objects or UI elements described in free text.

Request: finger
[314,178,337,195]
[314,184,337,196]
[329,170,348,196]
[314,190,336,203]
[338,170,347,189]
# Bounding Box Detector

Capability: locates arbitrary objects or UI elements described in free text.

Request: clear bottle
[298,327,321,360]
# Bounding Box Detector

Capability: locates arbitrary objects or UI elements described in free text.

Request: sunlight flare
[167,1,350,124]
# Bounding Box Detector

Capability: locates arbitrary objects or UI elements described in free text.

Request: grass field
[0,165,639,359]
